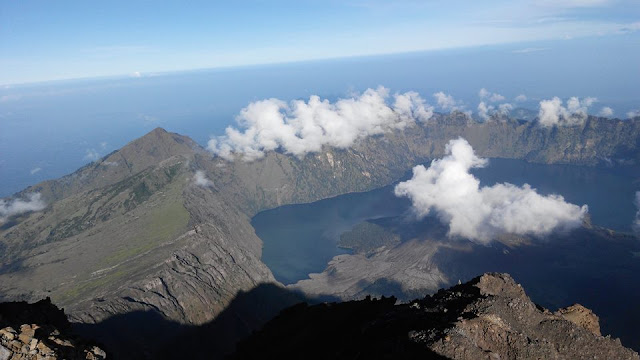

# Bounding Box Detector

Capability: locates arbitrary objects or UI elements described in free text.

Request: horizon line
[1,40,555,88]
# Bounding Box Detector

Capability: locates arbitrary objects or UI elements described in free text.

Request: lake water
[255,158,640,285]
[252,186,411,285]
[253,158,640,349]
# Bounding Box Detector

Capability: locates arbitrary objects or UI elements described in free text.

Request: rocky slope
[0,298,106,360]
[1,129,274,329]
[1,115,639,357]
[0,129,277,358]
[202,114,640,217]
[233,273,640,359]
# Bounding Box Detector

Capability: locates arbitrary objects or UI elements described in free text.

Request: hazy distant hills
[1,115,640,357]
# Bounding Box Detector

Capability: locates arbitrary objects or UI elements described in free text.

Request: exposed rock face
[0,298,106,360]
[0,129,275,323]
[208,116,640,217]
[291,238,452,301]
[0,128,277,358]
[556,303,602,336]
[233,273,639,360]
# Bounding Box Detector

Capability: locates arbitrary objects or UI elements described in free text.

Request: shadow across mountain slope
[73,283,313,359]
[232,273,639,360]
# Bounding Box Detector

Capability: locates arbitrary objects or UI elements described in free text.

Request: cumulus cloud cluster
[394,138,587,243]
[208,87,434,161]
[433,91,473,119]
[433,91,460,111]
[627,110,640,119]
[478,88,505,102]
[538,96,597,126]
[477,102,513,121]
[599,106,614,117]
[477,88,513,121]
[0,193,46,224]
[193,170,214,187]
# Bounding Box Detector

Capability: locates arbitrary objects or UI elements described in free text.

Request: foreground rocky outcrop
[233,273,639,359]
[0,298,106,360]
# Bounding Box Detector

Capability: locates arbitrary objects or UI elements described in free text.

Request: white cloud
[477,101,513,121]
[84,149,101,162]
[515,94,528,102]
[479,88,505,102]
[512,47,550,54]
[0,193,46,223]
[193,170,214,188]
[599,106,614,117]
[434,91,463,111]
[477,101,491,121]
[394,138,587,243]
[627,110,640,119]
[539,97,564,126]
[138,114,158,125]
[490,93,506,102]
[208,87,434,161]
[537,96,597,127]
[393,91,434,123]
[30,167,42,175]
[568,96,597,110]
[498,103,514,114]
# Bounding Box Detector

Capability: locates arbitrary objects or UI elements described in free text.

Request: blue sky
[1,0,639,85]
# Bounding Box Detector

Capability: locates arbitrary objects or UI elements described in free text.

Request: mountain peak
[143,127,175,140]
[135,127,182,146]
[150,126,168,134]
[21,128,203,202]
[108,127,200,173]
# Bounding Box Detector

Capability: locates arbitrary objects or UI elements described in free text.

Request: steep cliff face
[233,273,640,360]
[0,128,275,330]
[208,115,640,216]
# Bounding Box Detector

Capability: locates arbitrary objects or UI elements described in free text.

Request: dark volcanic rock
[232,273,639,360]
[0,298,106,359]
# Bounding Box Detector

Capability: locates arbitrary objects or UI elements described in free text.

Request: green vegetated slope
[0,154,191,306]
[0,128,274,328]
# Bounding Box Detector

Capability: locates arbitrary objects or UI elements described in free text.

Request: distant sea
[1,36,639,197]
